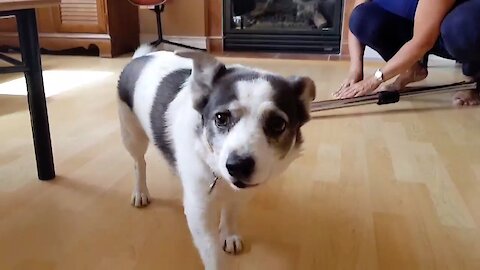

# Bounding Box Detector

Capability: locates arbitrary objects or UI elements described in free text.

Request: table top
[0,0,59,12]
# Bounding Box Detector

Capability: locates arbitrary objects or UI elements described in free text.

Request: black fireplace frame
[223,0,344,54]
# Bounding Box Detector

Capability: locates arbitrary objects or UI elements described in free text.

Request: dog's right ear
[175,50,226,111]
[289,76,316,125]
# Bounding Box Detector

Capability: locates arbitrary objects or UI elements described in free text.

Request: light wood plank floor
[1,53,479,270]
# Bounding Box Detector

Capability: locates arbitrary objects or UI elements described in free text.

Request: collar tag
[208,173,219,195]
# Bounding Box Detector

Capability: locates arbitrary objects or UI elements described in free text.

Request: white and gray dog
[117,44,316,269]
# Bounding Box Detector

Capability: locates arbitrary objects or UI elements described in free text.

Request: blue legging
[349,0,480,77]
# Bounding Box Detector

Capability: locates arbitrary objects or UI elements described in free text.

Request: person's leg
[349,2,414,61]
[439,0,480,106]
[349,2,428,91]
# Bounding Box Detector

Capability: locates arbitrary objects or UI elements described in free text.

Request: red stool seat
[129,0,167,6]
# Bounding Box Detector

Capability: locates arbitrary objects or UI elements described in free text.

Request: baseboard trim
[139,34,207,49]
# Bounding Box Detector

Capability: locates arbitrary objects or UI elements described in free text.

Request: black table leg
[16,9,55,180]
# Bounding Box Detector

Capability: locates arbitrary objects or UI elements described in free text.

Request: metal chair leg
[150,4,206,51]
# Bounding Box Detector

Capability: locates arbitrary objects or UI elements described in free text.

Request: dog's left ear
[290,76,316,123]
[175,50,226,111]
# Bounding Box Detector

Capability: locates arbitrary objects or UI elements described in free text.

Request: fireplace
[223,0,344,54]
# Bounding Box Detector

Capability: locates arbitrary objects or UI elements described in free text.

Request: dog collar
[204,135,218,195]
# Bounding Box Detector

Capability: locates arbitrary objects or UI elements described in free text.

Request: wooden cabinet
[0,0,139,57]
[53,0,108,33]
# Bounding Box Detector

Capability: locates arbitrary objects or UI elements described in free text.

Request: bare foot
[380,62,428,92]
[452,89,480,106]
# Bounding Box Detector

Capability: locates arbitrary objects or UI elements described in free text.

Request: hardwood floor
[1,53,479,270]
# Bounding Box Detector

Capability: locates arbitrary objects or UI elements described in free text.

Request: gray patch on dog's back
[151,68,192,167]
[118,55,152,108]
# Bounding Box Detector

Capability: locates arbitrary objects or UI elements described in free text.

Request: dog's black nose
[226,154,255,180]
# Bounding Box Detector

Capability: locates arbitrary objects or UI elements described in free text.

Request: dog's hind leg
[118,101,150,207]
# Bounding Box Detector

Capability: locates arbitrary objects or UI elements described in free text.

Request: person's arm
[334,0,456,98]
[377,0,455,82]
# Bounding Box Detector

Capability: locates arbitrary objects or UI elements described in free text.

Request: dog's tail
[132,43,155,59]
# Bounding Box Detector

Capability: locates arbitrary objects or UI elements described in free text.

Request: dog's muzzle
[226,153,255,180]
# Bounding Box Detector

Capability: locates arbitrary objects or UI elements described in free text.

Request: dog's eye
[215,112,231,127]
[265,115,287,136]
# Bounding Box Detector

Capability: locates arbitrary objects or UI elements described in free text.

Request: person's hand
[336,69,363,95]
[333,75,382,99]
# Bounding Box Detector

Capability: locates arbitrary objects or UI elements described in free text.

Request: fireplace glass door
[224,0,343,53]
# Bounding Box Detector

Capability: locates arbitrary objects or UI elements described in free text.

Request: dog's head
[176,51,315,190]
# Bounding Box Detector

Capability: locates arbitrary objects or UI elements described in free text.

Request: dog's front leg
[219,192,252,255]
[184,191,224,270]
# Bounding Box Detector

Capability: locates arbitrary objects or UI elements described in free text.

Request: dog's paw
[222,235,243,255]
[131,190,150,207]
